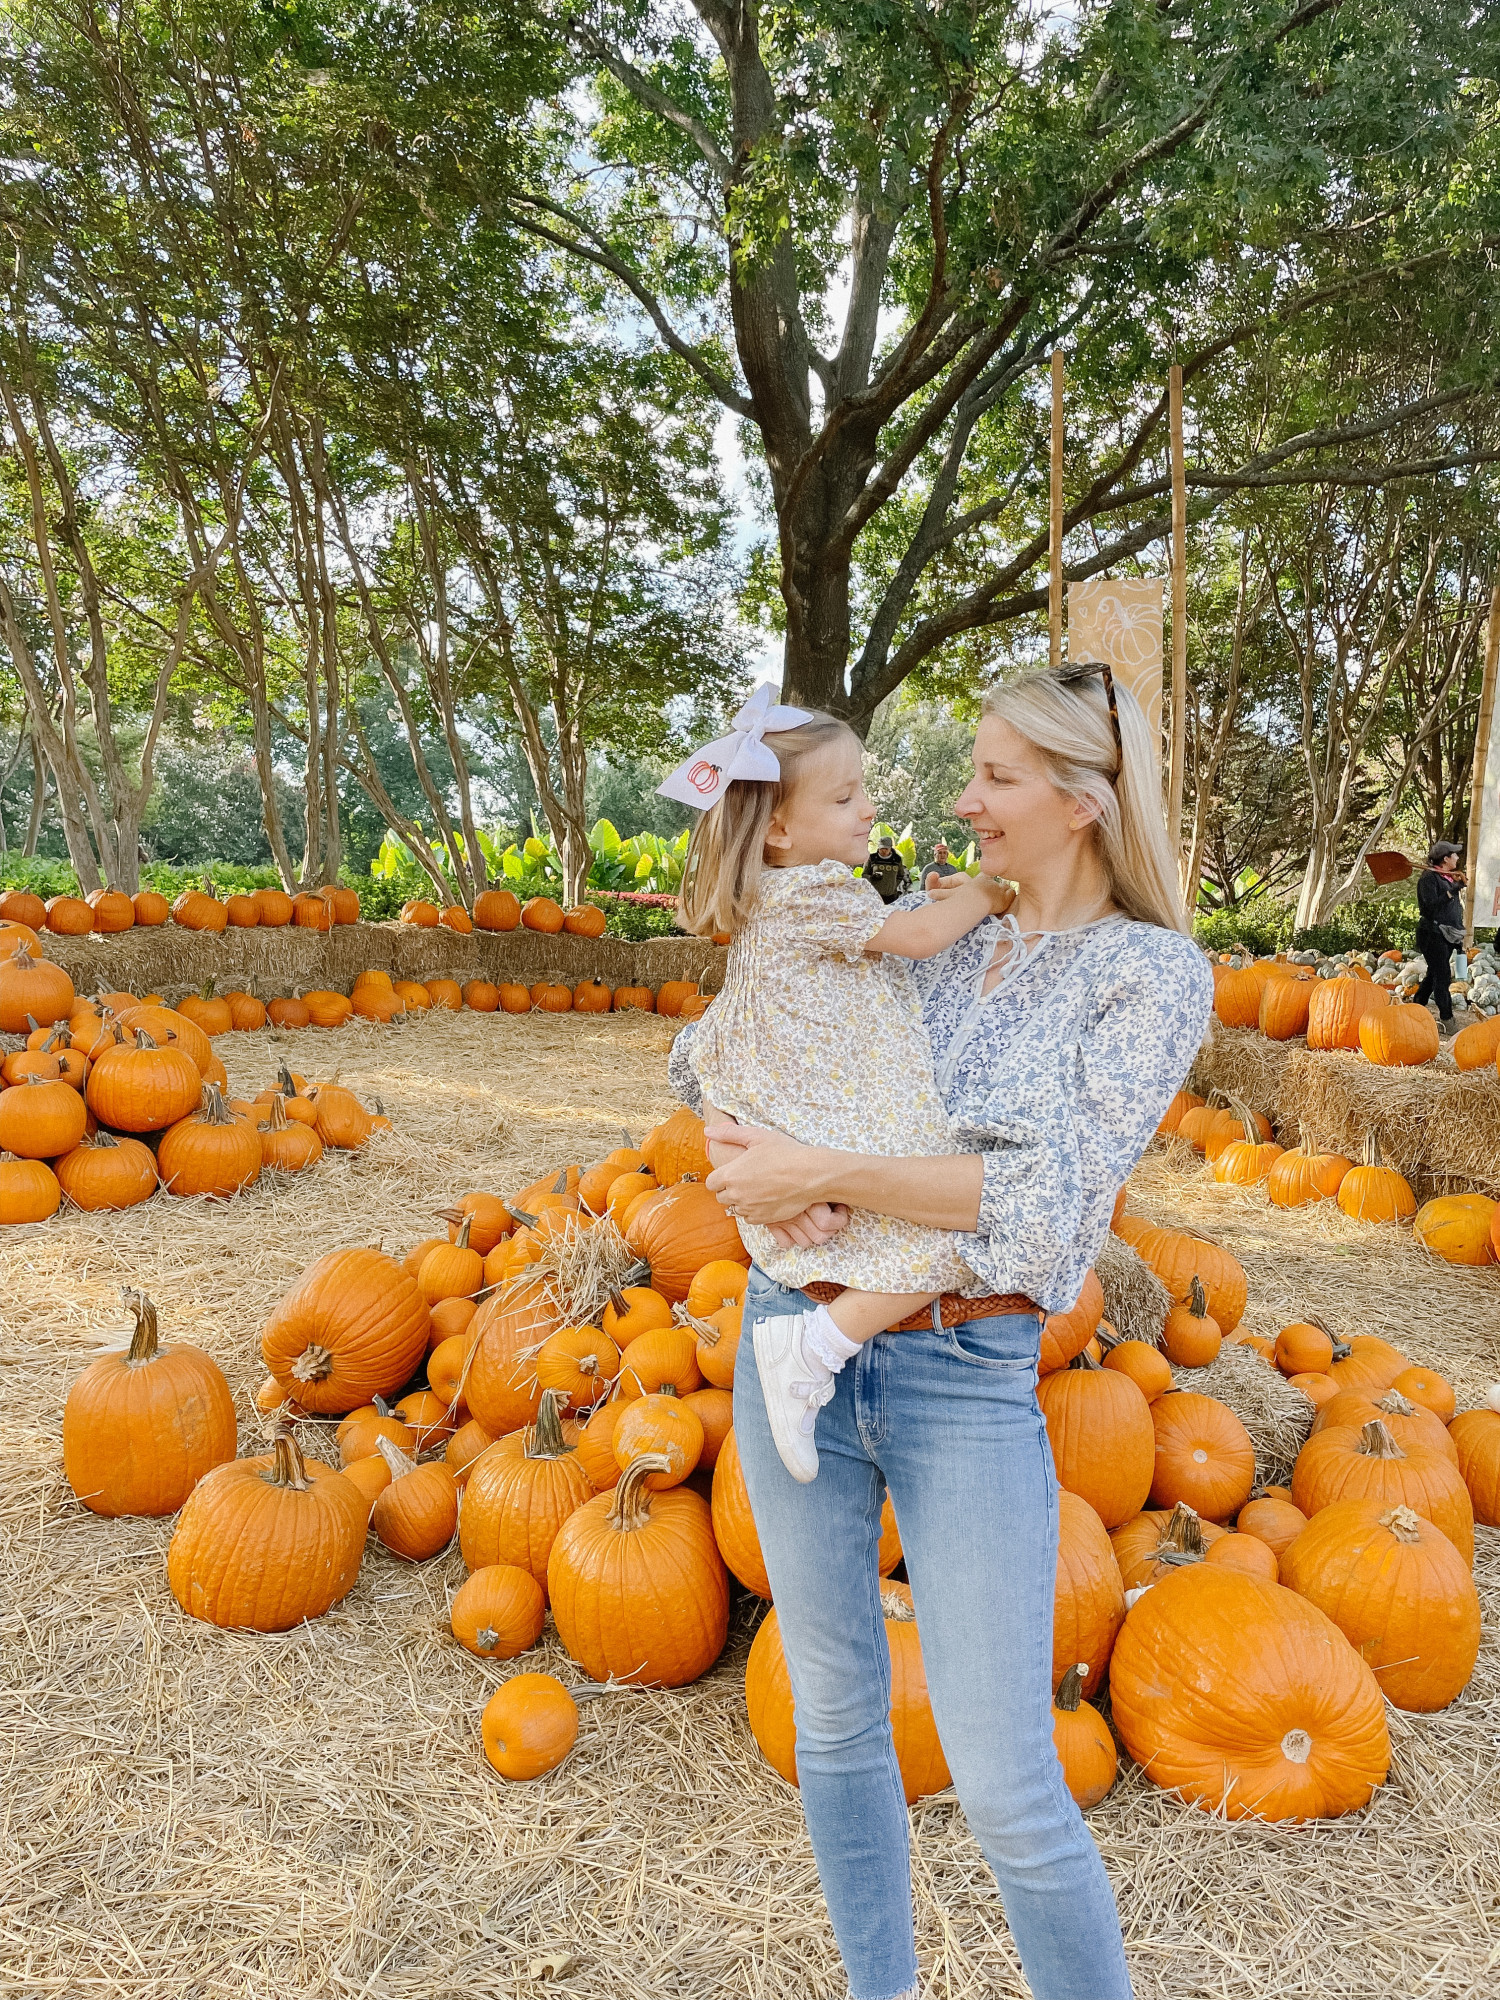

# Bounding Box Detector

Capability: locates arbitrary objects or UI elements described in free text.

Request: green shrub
[0,856,79,899]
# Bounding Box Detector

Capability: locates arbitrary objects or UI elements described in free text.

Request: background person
[922,838,964,891]
[863,832,909,903]
[1414,840,1466,1034]
[675,663,1212,2000]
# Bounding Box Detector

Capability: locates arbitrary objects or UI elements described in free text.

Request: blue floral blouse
[669,908,1213,1314]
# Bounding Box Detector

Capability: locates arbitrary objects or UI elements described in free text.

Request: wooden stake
[1168,363,1188,870]
[1049,348,1064,667]
[1463,581,1500,946]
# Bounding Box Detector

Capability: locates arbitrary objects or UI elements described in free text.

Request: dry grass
[3,1012,1499,1999]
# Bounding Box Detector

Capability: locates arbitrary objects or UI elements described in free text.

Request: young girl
[661,684,1010,1482]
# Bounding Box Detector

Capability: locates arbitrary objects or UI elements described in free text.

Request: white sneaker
[753,1313,836,1484]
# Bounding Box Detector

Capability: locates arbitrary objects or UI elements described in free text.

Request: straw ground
[2,1013,1498,1999]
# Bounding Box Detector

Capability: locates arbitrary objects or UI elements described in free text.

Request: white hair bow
[657,682,814,809]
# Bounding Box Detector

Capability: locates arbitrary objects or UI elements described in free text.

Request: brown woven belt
[803,1282,1038,1332]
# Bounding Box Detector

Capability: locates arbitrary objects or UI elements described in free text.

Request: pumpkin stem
[122,1288,160,1364]
[1055,1663,1088,1713]
[455,1213,473,1250]
[290,1342,335,1384]
[435,1205,463,1226]
[93,1131,120,1149]
[277,1063,300,1098]
[526,1388,576,1461]
[1378,1390,1418,1418]
[262,1095,290,1132]
[1361,1132,1384,1168]
[1279,1729,1312,1765]
[375,1433,416,1479]
[880,1587,915,1621]
[1188,1275,1206,1320]
[197,1082,233,1124]
[1379,1505,1424,1544]
[1357,1418,1406,1460]
[509,1205,538,1228]
[265,1431,312,1492]
[132,1028,157,1049]
[1156,1501,1207,1565]
[607,1453,671,1530]
[552,1170,569,1194]
[1066,1347,1103,1371]
[619,1127,633,1149]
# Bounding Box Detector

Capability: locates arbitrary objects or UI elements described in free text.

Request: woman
[670,664,1212,2000]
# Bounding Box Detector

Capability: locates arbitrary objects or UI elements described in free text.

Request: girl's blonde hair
[677,712,857,936]
[981,668,1190,934]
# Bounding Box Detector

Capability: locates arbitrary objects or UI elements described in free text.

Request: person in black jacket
[1414,841,1466,1032]
[863,834,910,904]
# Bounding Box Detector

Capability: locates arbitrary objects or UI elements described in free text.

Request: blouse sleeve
[783,864,890,962]
[667,1021,706,1115]
[957,934,1213,1303]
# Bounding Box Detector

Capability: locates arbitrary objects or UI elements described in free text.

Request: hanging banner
[1067,579,1165,760]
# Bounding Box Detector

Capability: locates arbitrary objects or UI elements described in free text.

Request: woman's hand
[765,1203,851,1249]
[704,1121,838,1227]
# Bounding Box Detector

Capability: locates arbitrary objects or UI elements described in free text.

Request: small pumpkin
[710,1428,770,1598]
[613,1391,704,1489]
[459,1391,595,1587]
[1413,1194,1497,1267]
[535,1324,622,1410]
[624,1179,748,1303]
[0,942,75,1034]
[1211,1102,1284,1186]
[452,1565,546,1659]
[257,1094,324,1173]
[1358,1001,1439,1068]
[158,1083,264,1198]
[370,1437,458,1560]
[1391,1365,1455,1425]
[617,1324,702,1400]
[576,1398,626,1491]
[62,1290,237,1517]
[521,896,565,934]
[481,1673,579,1780]
[1306,975,1390,1052]
[463,980,501,1013]
[1160,1276,1221,1369]
[86,1029,203,1133]
[310,1084,374,1150]
[1335,1134,1417,1223]
[418,1215,484,1305]
[1449,1388,1500,1525]
[0,1073,88,1159]
[1149,1391,1256,1520]
[446,1418,496,1488]
[0,1151,60,1222]
[1037,1354,1155,1530]
[601,1284,674,1346]
[166,1430,367,1631]
[261,1247,431,1414]
[1274,1320,1334,1377]
[1236,1495,1310,1562]
[1101,1338,1173,1403]
[55,1130,158,1211]
[1051,1663,1118,1809]
[1266,1128,1352,1209]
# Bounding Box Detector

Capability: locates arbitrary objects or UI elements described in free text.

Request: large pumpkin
[1266,1130,1351,1209]
[0,942,75,1033]
[624,1179,748,1302]
[711,1426,770,1596]
[1358,1001,1439,1068]
[1279,1499,1480,1712]
[459,1391,595,1587]
[464,1278,561,1434]
[167,1431,367,1631]
[1449,1391,1500,1525]
[1053,1489,1125,1698]
[1259,975,1313,1041]
[1109,1565,1390,1820]
[260,1247,431,1414]
[1413,1194,1497,1267]
[745,1581,950,1803]
[1335,1135,1417,1223]
[640,1106,712,1187]
[62,1290,237,1517]
[1131,1225,1247,1333]
[1306,976,1389,1052]
[1291,1419,1474,1563]
[1036,1356,1155,1530]
[547,1456,729,1686]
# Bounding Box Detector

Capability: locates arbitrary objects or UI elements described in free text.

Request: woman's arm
[704,1124,984,1230]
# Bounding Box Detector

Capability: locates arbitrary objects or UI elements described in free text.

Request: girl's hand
[766,1203,851,1249]
[929,872,1016,917]
[704,1123,835,1225]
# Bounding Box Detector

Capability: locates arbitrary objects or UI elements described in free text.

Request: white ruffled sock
[800,1304,863,1373]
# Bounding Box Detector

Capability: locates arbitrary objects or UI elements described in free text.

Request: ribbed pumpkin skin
[114,1004,214,1077]
[0,1155,59,1221]
[642,1106,712,1187]
[1280,1499,1481,1711]
[1213,967,1261,1028]
[624,1180,749,1302]
[1036,1366,1155,1530]
[1259,976,1313,1041]
[1336,1162,1417,1223]
[1150,1392,1256,1519]
[1053,1490,1125,1697]
[260,1248,431,1413]
[1359,1002,1439,1067]
[459,1418,595,1585]
[158,1097,263,1198]
[1237,1497,1310,1561]
[167,1441,367,1630]
[1452,1014,1500,1070]
[1309,1389,1456,1463]
[1110,1507,1228,1589]
[710,1427,770,1597]
[745,1583,950,1802]
[465,1280,560,1434]
[1102,1340,1174,1402]
[1267,1144,1350,1208]
[1449,1409,1500,1524]
[1413,1195,1497,1266]
[86,1038,202,1133]
[1040,1268,1104,1374]
[547,1463,729,1687]
[1133,1227,1247,1333]
[55,1134,158,1211]
[1306,977,1389,1051]
[62,1301,236,1516]
[1109,1566,1390,1821]
[1291,1422,1475,1563]
[451,1564,546,1658]
[1326,1334,1409,1397]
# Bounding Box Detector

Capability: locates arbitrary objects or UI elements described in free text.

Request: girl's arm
[705,1123,984,1229]
[865,875,1012,961]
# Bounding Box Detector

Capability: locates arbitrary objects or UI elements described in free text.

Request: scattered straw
[2,1012,1498,1998]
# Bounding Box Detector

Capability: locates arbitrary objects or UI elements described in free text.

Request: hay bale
[1096,1232,1172,1346]
[1188,1022,1296,1126]
[39,922,728,1008]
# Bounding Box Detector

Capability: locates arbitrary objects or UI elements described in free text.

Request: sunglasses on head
[1052,658,1123,773]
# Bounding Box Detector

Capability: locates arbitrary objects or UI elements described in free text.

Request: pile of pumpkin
[1159,1088,1500,1267]
[1,923,386,1222]
[260,967,713,1024]
[1211,953,1500,1073]
[398,889,729,953]
[0,882,361,936]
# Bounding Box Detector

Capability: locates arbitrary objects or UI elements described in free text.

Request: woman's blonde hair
[981,667,1190,934]
[677,712,857,936]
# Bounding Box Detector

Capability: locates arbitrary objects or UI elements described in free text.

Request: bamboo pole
[1463,582,1500,946]
[1049,348,1064,667]
[1168,364,1188,872]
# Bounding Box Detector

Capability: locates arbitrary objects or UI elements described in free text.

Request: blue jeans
[737,1267,1133,2000]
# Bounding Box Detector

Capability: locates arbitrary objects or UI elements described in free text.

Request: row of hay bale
[1192,1024,1500,1201]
